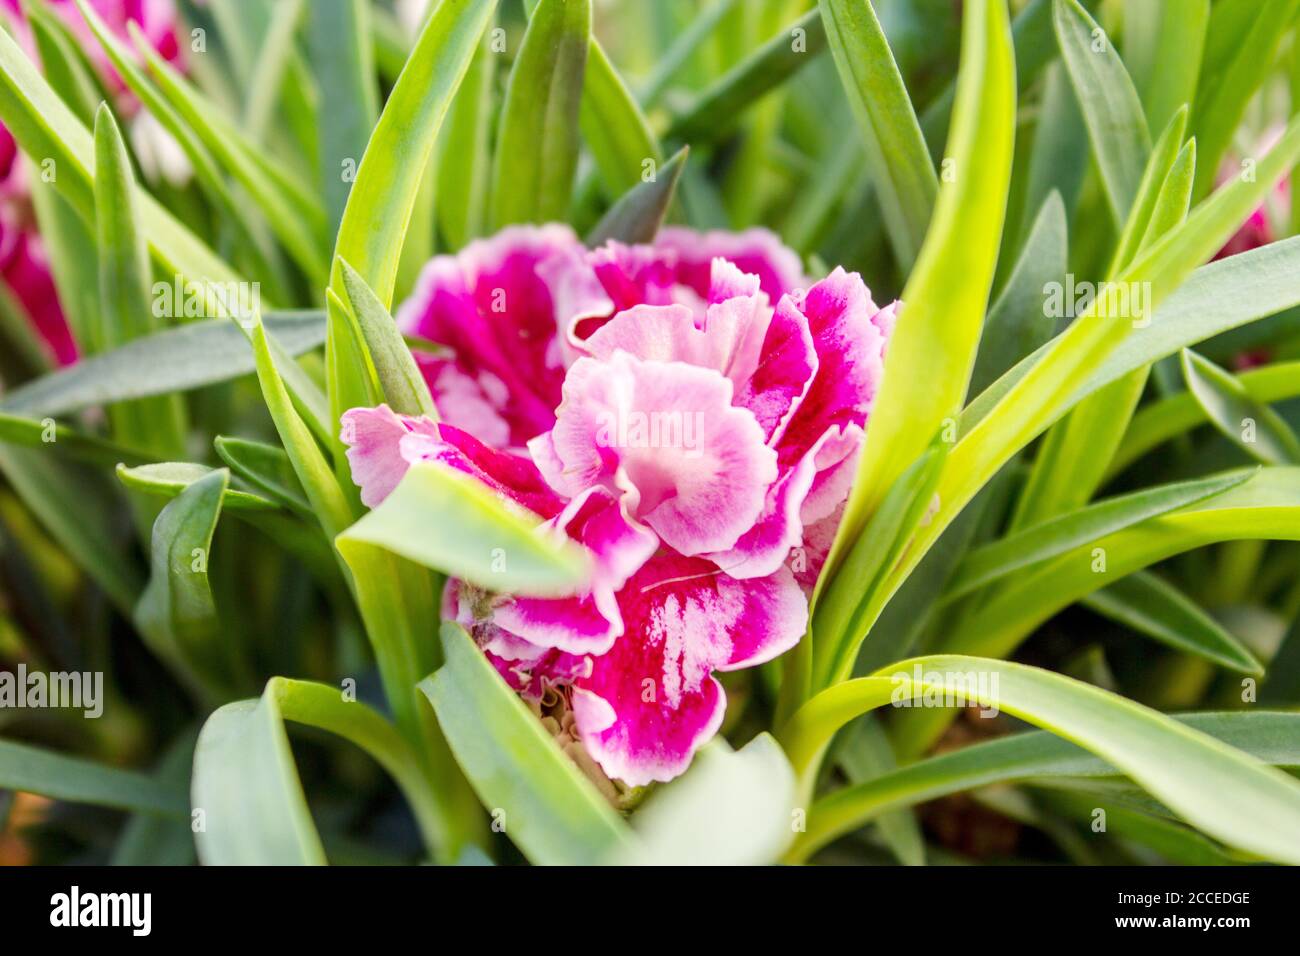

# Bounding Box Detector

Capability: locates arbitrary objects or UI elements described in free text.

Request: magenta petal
[571,554,806,785]
[397,224,586,447]
[654,226,807,304]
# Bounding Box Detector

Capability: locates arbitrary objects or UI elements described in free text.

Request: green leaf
[824,0,1014,592]
[135,469,237,700]
[1125,0,1208,137]
[91,103,187,461]
[930,466,1300,689]
[789,711,1300,861]
[192,692,327,865]
[910,118,1300,619]
[578,37,661,198]
[0,18,244,290]
[72,0,291,299]
[1190,0,1299,198]
[338,259,436,418]
[1081,570,1261,674]
[667,9,826,144]
[1180,349,1300,465]
[585,146,687,246]
[0,411,150,467]
[435,30,495,249]
[970,192,1066,398]
[818,0,936,269]
[0,738,187,817]
[306,0,379,236]
[813,436,949,692]
[490,0,589,228]
[0,445,141,614]
[117,462,280,513]
[946,470,1253,601]
[124,20,329,287]
[331,0,496,310]
[1113,360,1300,476]
[835,717,924,865]
[264,677,447,857]
[1052,0,1151,225]
[1108,107,1189,278]
[0,312,325,418]
[420,622,636,865]
[213,436,311,516]
[610,735,795,865]
[778,656,1300,864]
[337,461,589,597]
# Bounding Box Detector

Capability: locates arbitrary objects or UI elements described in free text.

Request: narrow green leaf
[579,37,661,198]
[789,711,1300,861]
[331,0,496,309]
[0,739,187,817]
[836,717,924,865]
[667,9,826,144]
[0,412,150,467]
[818,0,937,269]
[0,19,246,290]
[420,622,636,865]
[1081,570,1261,674]
[947,470,1253,600]
[92,103,187,461]
[1190,0,1299,198]
[970,191,1066,398]
[0,445,141,614]
[490,0,589,228]
[117,462,281,513]
[1180,349,1300,465]
[306,0,379,236]
[825,0,1014,589]
[1125,0,1208,137]
[125,21,329,287]
[0,312,325,418]
[1113,360,1300,477]
[585,146,687,246]
[339,259,436,418]
[213,436,311,516]
[778,656,1300,864]
[1052,0,1151,224]
[435,30,495,249]
[337,461,589,597]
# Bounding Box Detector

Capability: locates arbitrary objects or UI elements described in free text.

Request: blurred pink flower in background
[0,0,187,367]
[344,225,896,786]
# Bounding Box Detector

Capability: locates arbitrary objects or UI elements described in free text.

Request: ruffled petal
[571,554,806,785]
[654,226,808,304]
[341,405,564,517]
[530,351,777,555]
[339,404,440,508]
[397,224,586,447]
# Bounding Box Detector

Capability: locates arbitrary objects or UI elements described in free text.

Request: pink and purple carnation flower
[342,225,896,787]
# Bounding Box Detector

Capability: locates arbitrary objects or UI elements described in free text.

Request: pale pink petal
[531,352,777,555]
[339,405,440,508]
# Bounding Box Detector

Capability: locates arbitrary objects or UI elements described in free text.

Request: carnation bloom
[0,0,187,367]
[342,225,896,786]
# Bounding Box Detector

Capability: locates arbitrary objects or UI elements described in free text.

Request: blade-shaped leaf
[490,0,590,228]
[420,623,636,865]
[778,656,1300,864]
[818,0,936,268]
[0,738,187,817]
[585,146,687,246]
[1180,348,1300,465]
[337,461,589,597]
[1081,570,1261,674]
